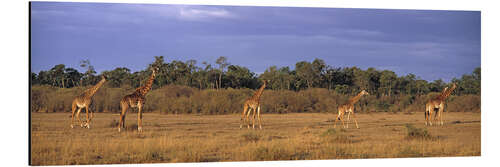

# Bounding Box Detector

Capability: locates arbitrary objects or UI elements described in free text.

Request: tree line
[31,56,480,96]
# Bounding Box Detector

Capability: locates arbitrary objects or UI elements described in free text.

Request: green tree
[453,67,481,95]
[149,56,168,87]
[226,65,257,89]
[379,70,397,96]
[365,67,381,95]
[415,79,429,95]
[31,72,38,85]
[64,67,82,87]
[353,67,368,92]
[311,58,326,88]
[295,61,314,89]
[216,56,229,89]
[102,67,131,88]
[49,64,66,88]
[260,66,280,90]
[429,79,446,92]
[278,67,293,90]
[80,59,97,86]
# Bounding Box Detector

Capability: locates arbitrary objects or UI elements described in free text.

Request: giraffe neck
[84,77,106,98]
[135,71,156,96]
[438,84,456,100]
[251,82,266,101]
[348,91,365,105]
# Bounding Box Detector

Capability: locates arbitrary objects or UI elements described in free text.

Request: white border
[2,0,498,166]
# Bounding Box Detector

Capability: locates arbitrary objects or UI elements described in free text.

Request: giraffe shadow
[451,120,480,124]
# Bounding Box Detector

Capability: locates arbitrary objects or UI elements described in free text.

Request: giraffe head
[442,87,449,93]
[151,66,159,76]
[101,74,108,80]
[263,79,270,85]
[360,90,369,96]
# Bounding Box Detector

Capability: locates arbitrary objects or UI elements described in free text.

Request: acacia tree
[202,61,217,89]
[80,59,97,86]
[185,59,197,87]
[49,64,66,88]
[64,67,82,87]
[216,56,229,89]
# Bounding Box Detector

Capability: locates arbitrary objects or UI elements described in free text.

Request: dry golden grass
[30,112,480,165]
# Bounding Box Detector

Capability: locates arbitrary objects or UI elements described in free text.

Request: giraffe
[333,90,369,129]
[240,80,268,129]
[425,83,456,126]
[70,75,106,129]
[118,67,158,132]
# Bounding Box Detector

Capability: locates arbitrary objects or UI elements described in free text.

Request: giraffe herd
[69,65,456,132]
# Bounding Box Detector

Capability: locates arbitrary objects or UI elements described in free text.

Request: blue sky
[30,2,480,82]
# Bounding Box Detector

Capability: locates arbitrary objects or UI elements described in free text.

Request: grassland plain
[30,112,480,165]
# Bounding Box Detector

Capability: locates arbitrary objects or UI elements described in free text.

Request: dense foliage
[31,56,481,96]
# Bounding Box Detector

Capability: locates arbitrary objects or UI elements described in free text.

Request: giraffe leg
[424,105,429,126]
[118,102,128,132]
[433,107,439,126]
[351,112,359,129]
[122,112,126,129]
[70,102,77,129]
[240,104,248,129]
[340,114,345,128]
[257,106,262,129]
[76,108,83,127]
[334,109,341,128]
[346,111,351,128]
[429,107,433,126]
[438,105,444,126]
[252,107,257,129]
[138,103,143,132]
[85,106,90,128]
[246,108,253,129]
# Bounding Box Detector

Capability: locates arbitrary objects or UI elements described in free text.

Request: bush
[241,132,260,142]
[30,85,480,114]
[405,124,432,140]
[447,95,481,112]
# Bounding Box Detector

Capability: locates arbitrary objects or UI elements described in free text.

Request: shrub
[405,124,432,140]
[241,132,260,142]
[30,85,480,114]
[321,128,337,137]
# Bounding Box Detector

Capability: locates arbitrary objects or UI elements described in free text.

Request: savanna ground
[30,111,480,165]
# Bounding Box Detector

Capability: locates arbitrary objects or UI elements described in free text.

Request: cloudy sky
[30,2,480,82]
